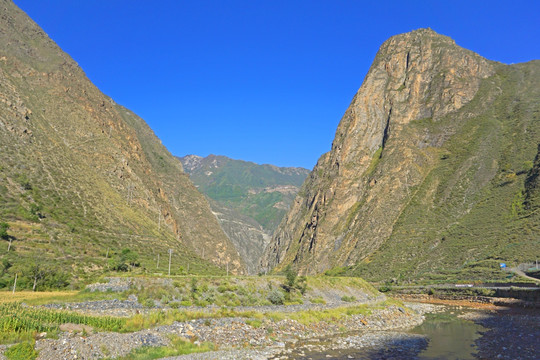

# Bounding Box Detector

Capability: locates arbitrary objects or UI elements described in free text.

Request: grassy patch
[111,336,214,360]
[5,341,38,360]
[245,319,262,328]
[0,291,78,304]
[365,146,383,177]
[266,304,371,325]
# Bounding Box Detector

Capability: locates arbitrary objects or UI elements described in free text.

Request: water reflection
[412,310,483,359]
[280,307,483,360]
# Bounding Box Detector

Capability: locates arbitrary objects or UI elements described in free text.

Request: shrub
[285,265,297,288]
[246,319,262,328]
[143,299,155,308]
[5,341,38,360]
[0,222,9,240]
[190,278,198,294]
[110,248,140,271]
[341,295,356,302]
[267,289,284,305]
[297,276,308,294]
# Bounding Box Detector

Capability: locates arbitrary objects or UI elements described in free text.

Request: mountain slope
[179,154,310,273]
[0,0,244,285]
[261,29,540,280]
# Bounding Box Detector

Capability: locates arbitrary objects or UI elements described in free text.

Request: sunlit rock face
[262,29,540,280]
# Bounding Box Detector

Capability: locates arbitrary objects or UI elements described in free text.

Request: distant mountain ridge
[262,29,540,281]
[178,154,310,273]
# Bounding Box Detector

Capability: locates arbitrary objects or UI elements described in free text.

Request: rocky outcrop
[262,29,540,279]
[209,200,272,274]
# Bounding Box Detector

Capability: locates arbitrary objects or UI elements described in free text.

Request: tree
[0,222,13,252]
[15,261,69,291]
[110,248,140,271]
[285,264,297,288]
[22,262,46,291]
[0,222,9,240]
[1,259,12,275]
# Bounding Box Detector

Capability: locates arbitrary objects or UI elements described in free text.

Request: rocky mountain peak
[261,29,539,278]
[180,154,204,172]
[328,28,494,176]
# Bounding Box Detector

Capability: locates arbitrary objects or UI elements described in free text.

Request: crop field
[0,291,77,304]
[0,302,125,343]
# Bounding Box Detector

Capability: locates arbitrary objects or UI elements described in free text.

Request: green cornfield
[0,302,126,342]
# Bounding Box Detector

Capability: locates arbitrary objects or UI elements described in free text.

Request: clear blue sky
[14,0,540,169]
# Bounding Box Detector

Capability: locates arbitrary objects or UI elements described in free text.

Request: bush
[267,289,284,305]
[297,276,308,294]
[285,265,297,288]
[110,248,140,271]
[143,298,155,308]
[190,278,198,294]
[341,295,356,302]
[0,222,9,240]
[5,341,38,360]
[169,302,180,309]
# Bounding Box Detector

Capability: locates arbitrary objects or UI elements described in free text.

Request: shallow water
[412,309,483,359]
[282,307,483,359]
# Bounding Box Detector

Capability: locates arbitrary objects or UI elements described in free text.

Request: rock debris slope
[262,29,540,279]
[0,0,244,277]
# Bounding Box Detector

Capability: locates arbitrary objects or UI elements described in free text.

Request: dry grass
[0,291,77,303]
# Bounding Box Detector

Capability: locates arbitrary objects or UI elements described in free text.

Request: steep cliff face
[179,154,309,274]
[0,0,244,278]
[262,29,540,279]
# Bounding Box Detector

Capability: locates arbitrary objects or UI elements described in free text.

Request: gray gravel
[35,330,167,360]
[85,278,132,293]
[272,332,428,360]
[160,347,284,360]
[464,308,540,360]
[8,303,428,360]
[42,296,147,317]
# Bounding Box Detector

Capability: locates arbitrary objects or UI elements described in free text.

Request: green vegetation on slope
[0,0,240,286]
[351,62,540,282]
[179,155,309,231]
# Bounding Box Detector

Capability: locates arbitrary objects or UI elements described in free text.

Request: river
[281,306,486,359]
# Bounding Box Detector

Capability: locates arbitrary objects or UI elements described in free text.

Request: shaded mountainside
[261,29,540,281]
[0,0,244,284]
[179,154,309,273]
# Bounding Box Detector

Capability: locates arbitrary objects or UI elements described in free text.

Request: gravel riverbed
[7,293,537,360]
[463,307,540,360]
[1,301,429,360]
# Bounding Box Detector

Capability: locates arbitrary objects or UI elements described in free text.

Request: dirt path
[510,268,540,284]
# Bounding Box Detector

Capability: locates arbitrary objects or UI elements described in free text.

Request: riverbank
[0,301,430,360]
[394,293,540,309]
[3,276,538,359]
[464,307,540,360]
